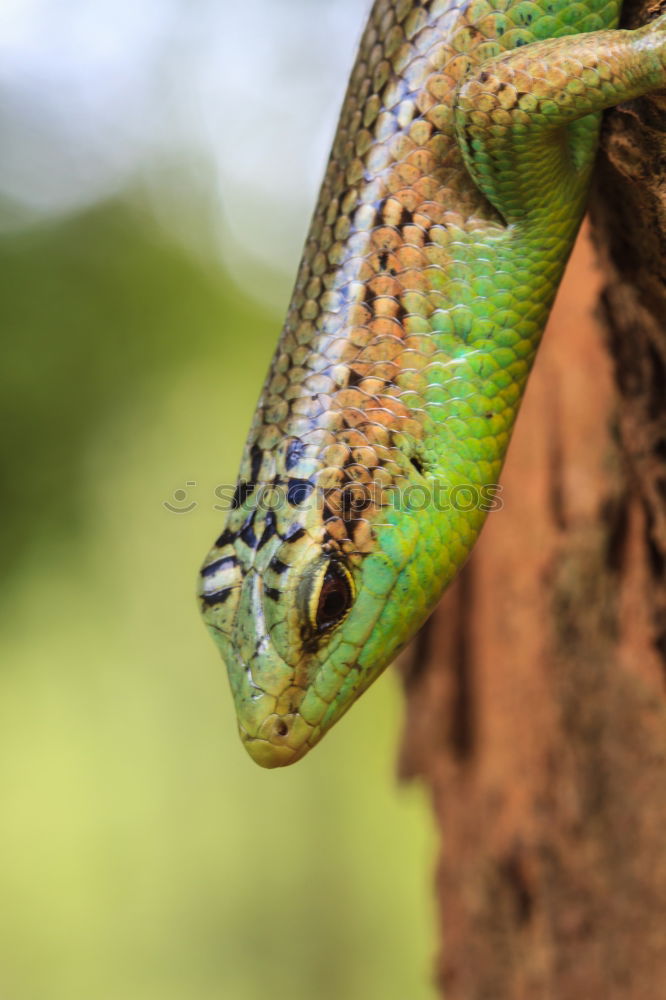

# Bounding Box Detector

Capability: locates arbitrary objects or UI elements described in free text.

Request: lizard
[198,0,666,767]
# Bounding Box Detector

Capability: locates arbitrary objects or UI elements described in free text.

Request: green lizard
[199,0,666,767]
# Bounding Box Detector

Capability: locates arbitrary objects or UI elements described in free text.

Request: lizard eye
[309,560,354,633]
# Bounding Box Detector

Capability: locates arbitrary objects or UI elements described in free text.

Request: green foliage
[0,199,272,579]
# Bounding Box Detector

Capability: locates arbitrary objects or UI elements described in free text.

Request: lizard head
[197,457,456,767]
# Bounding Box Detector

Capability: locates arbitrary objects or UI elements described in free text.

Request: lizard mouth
[238,712,316,768]
[208,568,370,767]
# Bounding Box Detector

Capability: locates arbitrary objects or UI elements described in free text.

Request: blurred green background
[0,2,436,998]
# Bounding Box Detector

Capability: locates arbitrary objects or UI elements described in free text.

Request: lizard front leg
[455,13,666,230]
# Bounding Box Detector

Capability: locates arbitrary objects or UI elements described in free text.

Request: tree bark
[398,3,666,996]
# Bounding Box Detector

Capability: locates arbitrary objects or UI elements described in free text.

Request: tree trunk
[398,3,666,996]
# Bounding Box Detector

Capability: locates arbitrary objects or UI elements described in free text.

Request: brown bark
[398,5,666,995]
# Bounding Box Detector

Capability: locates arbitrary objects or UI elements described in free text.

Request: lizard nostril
[274,720,289,738]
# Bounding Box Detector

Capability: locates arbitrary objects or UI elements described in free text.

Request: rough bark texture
[398,3,666,996]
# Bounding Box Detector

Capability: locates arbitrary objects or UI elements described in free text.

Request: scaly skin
[199,1,666,767]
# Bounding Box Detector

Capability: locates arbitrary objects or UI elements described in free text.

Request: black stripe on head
[283,524,305,544]
[269,557,289,575]
[201,588,233,607]
[264,586,280,602]
[215,528,236,548]
[249,444,263,486]
[232,480,255,510]
[287,479,314,506]
[256,510,277,550]
[240,511,258,548]
[201,556,237,578]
